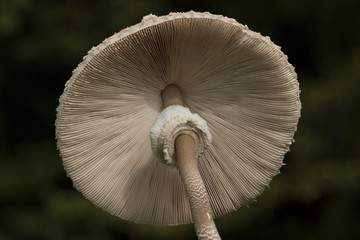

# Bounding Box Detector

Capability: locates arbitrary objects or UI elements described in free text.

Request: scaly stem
[176,135,221,240]
[162,85,221,240]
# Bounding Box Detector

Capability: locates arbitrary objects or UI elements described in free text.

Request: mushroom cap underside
[56,11,301,225]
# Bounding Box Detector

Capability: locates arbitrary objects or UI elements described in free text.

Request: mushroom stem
[162,85,221,240]
[176,135,221,240]
[161,84,183,107]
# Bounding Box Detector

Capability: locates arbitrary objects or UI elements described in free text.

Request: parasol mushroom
[56,11,301,240]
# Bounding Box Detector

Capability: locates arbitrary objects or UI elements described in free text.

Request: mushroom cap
[56,11,301,225]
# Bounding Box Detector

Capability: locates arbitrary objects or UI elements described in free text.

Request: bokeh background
[1,0,359,239]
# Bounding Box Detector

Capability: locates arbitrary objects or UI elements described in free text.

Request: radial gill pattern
[56,11,301,225]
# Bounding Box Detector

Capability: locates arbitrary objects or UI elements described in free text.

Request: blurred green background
[1,0,359,239]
